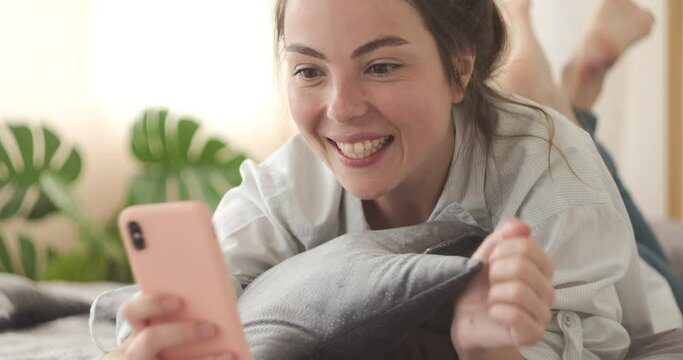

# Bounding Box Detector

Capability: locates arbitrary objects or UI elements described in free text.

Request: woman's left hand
[450,219,556,354]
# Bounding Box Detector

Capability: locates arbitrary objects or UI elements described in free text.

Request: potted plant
[0,109,246,282]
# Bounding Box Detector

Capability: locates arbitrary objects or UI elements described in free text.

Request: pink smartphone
[118,201,252,360]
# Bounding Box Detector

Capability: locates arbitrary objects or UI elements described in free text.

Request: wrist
[455,347,523,360]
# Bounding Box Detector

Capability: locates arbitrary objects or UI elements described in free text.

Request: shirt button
[563,314,574,326]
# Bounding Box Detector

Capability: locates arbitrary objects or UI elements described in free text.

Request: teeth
[335,136,391,159]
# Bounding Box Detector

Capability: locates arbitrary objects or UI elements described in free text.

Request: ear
[451,51,476,104]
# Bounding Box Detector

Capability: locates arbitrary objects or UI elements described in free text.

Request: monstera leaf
[128,109,246,209]
[0,123,82,220]
[0,233,41,280]
[40,173,125,262]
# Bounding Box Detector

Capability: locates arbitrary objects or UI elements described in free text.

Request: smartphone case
[118,201,251,359]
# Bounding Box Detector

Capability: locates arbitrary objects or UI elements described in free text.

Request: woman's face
[284,0,461,200]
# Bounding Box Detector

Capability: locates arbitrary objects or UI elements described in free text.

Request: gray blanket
[0,277,122,360]
[2,272,683,359]
[0,315,114,360]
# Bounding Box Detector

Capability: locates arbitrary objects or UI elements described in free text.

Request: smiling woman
[83,0,678,359]
[94,0,660,359]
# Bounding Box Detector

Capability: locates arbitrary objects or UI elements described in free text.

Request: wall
[531,0,668,220]
[670,0,683,220]
[0,1,293,256]
[0,0,95,255]
[0,0,671,257]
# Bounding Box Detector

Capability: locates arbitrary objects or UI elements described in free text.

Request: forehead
[283,0,430,51]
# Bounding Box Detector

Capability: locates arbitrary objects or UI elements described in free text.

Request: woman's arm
[451,205,650,359]
[451,220,555,358]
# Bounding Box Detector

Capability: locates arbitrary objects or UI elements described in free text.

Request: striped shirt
[213,95,653,359]
[90,95,661,358]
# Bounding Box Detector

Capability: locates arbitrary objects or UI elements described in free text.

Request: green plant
[0,110,247,282]
[0,124,81,220]
[0,233,39,279]
[0,123,85,279]
[128,109,246,209]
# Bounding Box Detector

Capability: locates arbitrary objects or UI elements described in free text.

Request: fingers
[121,294,183,332]
[472,218,532,262]
[119,294,239,360]
[489,303,547,346]
[499,218,532,239]
[490,235,554,279]
[485,219,556,346]
[488,281,552,324]
[124,321,219,359]
[488,256,556,306]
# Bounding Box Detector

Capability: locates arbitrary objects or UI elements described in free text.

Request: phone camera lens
[128,222,146,250]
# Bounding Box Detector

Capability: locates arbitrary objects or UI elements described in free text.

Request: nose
[326,78,369,123]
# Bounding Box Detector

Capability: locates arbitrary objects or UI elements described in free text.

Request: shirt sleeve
[88,284,139,353]
[212,158,307,293]
[213,136,345,292]
[519,204,650,360]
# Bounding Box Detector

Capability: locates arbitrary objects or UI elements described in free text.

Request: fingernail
[501,219,531,238]
[197,323,217,338]
[162,297,181,311]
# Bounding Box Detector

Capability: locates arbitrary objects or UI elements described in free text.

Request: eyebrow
[285,44,326,60]
[285,35,409,60]
[351,35,409,59]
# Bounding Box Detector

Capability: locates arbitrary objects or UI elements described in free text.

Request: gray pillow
[237,221,487,360]
[0,273,90,330]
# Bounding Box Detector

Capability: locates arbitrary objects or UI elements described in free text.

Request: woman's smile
[327,135,395,167]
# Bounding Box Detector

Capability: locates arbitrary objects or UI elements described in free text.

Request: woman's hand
[450,219,556,358]
[102,293,236,360]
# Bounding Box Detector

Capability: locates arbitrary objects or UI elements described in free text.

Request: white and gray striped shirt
[213,96,654,359]
[92,96,670,358]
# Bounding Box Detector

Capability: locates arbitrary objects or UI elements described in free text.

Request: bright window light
[88,1,279,132]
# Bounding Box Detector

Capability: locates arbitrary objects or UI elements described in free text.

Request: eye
[367,63,402,76]
[293,67,325,80]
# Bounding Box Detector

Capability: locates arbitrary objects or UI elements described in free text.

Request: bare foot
[496,0,577,122]
[584,0,655,67]
[563,0,655,109]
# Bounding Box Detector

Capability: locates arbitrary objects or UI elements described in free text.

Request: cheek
[375,82,453,134]
[288,88,321,134]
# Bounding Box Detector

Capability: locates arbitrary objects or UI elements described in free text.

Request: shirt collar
[429,104,492,231]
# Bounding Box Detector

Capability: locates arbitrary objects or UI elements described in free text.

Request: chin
[340,179,392,201]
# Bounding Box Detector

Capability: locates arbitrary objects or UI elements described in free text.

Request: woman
[101,0,652,358]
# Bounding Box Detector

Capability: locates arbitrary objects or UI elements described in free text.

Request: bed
[0,222,681,360]
[0,281,121,359]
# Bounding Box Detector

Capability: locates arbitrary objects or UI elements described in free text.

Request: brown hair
[405,0,508,146]
[273,0,554,156]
